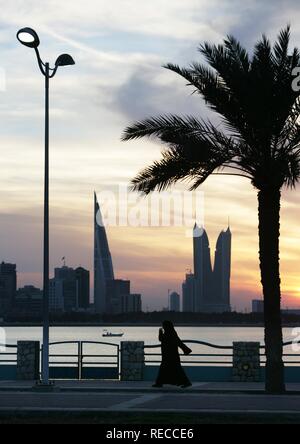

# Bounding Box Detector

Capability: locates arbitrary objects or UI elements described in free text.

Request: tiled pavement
[0,381,299,413]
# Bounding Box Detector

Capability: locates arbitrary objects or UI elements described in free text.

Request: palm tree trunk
[258,188,285,394]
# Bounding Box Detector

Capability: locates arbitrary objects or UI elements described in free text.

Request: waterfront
[1,326,298,367]
[2,326,297,346]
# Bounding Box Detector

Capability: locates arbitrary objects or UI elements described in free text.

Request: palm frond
[122,115,204,142]
[224,35,250,72]
[122,25,300,194]
[198,41,228,73]
[277,98,300,151]
[285,152,300,188]
[274,25,291,69]
[276,150,300,189]
[165,61,250,141]
[291,47,300,70]
[164,62,222,97]
[131,143,234,194]
[131,149,193,194]
[252,34,273,69]
[122,114,240,158]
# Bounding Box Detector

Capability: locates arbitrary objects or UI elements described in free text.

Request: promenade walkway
[1,380,300,393]
[0,381,299,421]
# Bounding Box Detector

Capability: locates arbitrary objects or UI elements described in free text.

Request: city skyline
[1,1,300,311]
[2,202,300,312]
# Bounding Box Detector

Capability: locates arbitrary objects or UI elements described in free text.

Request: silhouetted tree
[122,27,300,394]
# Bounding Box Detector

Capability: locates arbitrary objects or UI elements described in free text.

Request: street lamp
[17,27,75,386]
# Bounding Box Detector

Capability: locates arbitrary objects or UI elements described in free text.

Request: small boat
[102,330,124,338]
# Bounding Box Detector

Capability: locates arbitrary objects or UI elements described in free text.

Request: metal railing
[42,341,120,379]
[0,344,17,365]
[144,340,234,366]
[80,341,120,379]
[145,340,300,367]
[259,341,300,366]
[2,339,300,375]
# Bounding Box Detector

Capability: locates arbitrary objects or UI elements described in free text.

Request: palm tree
[122,26,300,394]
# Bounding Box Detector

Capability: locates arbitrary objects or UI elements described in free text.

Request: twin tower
[182,224,232,313]
[94,188,231,314]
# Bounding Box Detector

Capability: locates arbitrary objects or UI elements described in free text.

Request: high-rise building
[75,267,90,309]
[252,300,264,314]
[193,225,213,312]
[121,293,142,313]
[94,193,114,313]
[106,279,143,314]
[182,273,196,312]
[50,265,90,313]
[213,229,231,310]
[50,278,64,312]
[14,286,43,315]
[106,279,130,314]
[56,266,77,312]
[169,292,180,312]
[0,262,17,317]
[184,225,232,313]
[54,266,75,281]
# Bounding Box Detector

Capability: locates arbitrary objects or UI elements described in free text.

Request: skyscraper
[183,225,231,313]
[252,300,264,314]
[50,265,90,313]
[121,293,142,313]
[14,286,43,316]
[75,267,90,309]
[50,266,76,313]
[0,262,17,317]
[55,266,77,312]
[182,273,196,312]
[169,292,181,312]
[94,193,114,313]
[49,278,64,313]
[193,224,213,311]
[106,279,130,314]
[213,228,232,310]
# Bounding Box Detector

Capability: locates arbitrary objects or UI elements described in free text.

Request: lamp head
[17,27,40,48]
[55,54,75,67]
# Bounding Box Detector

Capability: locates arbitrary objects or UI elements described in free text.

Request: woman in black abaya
[153,321,192,388]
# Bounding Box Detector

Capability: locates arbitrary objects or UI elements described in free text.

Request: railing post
[232,342,261,382]
[78,342,83,380]
[41,344,43,379]
[17,341,40,381]
[121,341,144,381]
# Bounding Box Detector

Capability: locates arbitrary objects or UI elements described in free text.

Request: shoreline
[0,323,299,328]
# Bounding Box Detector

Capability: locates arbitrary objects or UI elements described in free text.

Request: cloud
[111,68,208,122]
[0,0,224,41]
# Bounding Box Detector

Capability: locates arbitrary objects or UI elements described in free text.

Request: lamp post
[17,28,75,385]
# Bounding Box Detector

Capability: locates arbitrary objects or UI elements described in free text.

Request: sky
[0,0,300,311]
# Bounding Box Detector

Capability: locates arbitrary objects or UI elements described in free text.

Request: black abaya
[155,329,192,387]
